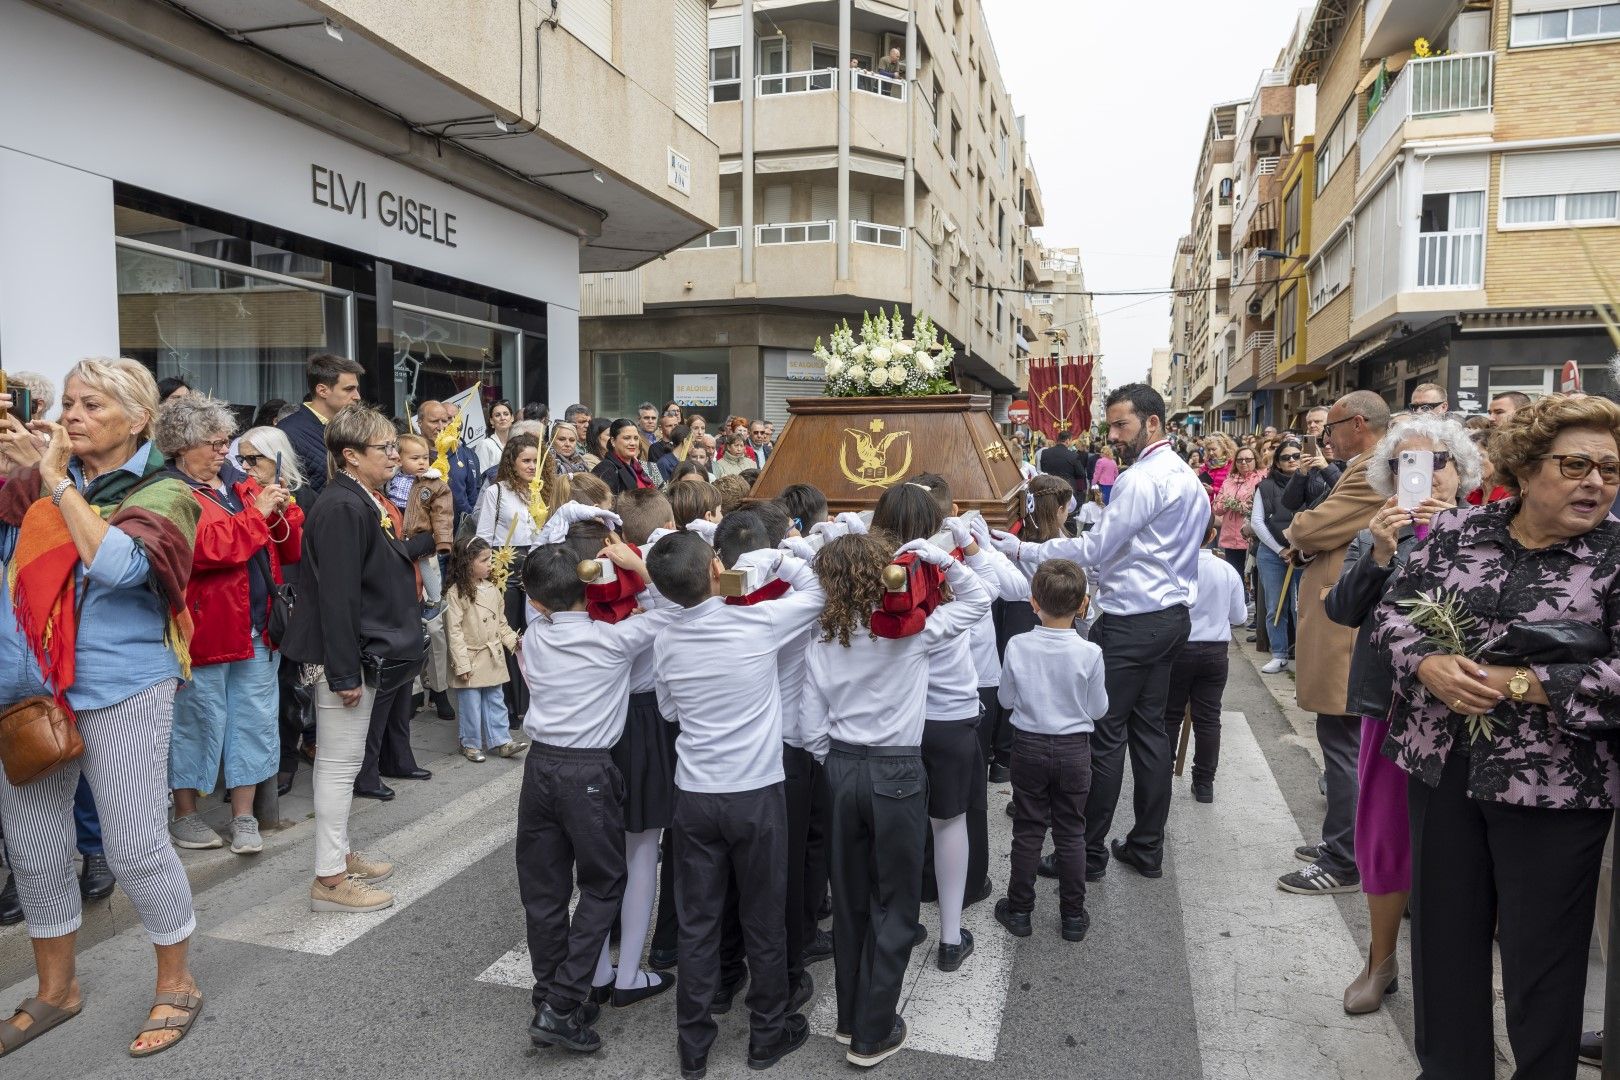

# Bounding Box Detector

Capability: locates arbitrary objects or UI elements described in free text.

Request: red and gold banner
[1026,356,1094,442]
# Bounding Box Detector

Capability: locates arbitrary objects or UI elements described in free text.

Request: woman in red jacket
[156,395,302,856]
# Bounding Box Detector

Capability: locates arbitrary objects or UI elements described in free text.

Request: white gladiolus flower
[887,364,906,383]
[869,346,892,366]
[868,365,890,387]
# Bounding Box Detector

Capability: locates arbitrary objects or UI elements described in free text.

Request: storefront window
[391,282,522,416]
[115,214,351,410]
[595,349,730,423]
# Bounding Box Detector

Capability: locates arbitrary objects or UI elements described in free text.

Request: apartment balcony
[712,69,908,160]
[1227,330,1273,394]
[1350,224,1487,339]
[1363,0,1462,61]
[1359,53,1494,182]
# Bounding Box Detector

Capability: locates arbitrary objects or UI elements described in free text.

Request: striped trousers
[0,682,196,946]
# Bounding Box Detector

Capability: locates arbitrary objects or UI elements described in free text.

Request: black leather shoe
[936,927,974,972]
[987,763,1010,783]
[1036,853,1058,879]
[994,898,1031,938]
[353,783,395,801]
[79,852,115,901]
[787,971,814,1014]
[711,974,747,1015]
[964,875,993,908]
[748,1012,809,1071]
[680,1054,708,1080]
[911,923,927,948]
[0,874,22,926]
[382,768,432,781]
[612,971,674,1008]
[529,1002,601,1052]
[588,982,613,1006]
[847,1017,907,1067]
[648,946,679,971]
[1110,838,1163,879]
[1061,908,1091,942]
[802,927,833,965]
[277,759,297,797]
[1192,780,1214,803]
[431,689,456,721]
[1086,863,1107,883]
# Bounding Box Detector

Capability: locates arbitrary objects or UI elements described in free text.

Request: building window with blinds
[1315,106,1353,196]
[1510,2,1620,46]
[1500,147,1620,228]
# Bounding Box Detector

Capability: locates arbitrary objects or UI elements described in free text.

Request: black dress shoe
[353,783,395,801]
[680,1054,708,1080]
[711,973,747,1015]
[1061,908,1091,942]
[1109,838,1163,879]
[79,852,114,901]
[964,875,993,908]
[994,898,1031,938]
[612,971,674,1008]
[1036,853,1058,879]
[936,927,974,972]
[847,1017,907,1067]
[1086,863,1107,883]
[648,946,679,971]
[382,768,432,781]
[431,689,456,721]
[529,1002,601,1052]
[748,1013,808,1071]
[588,982,614,1006]
[0,874,22,926]
[1005,801,1015,818]
[911,923,927,948]
[987,762,1010,784]
[787,971,814,1014]
[1192,780,1214,803]
[277,760,296,797]
[802,927,833,965]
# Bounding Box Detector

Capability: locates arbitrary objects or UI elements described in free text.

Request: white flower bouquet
[813,307,957,398]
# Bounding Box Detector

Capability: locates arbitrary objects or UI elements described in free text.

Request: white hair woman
[0,358,207,1058]
[235,426,308,493]
[155,395,299,858]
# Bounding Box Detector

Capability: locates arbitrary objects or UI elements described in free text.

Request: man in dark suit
[276,353,365,496]
[1040,430,1088,501]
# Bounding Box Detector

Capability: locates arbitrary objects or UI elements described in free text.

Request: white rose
[853,344,869,361]
[870,346,892,366]
[847,365,867,384]
[868,365,890,388]
[887,364,907,383]
[915,353,934,375]
[826,358,845,377]
[893,340,915,357]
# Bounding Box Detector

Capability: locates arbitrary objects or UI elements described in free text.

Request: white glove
[537,500,622,545]
[986,529,1023,558]
[834,511,869,535]
[966,515,994,549]
[896,538,953,568]
[809,520,849,542]
[684,518,718,545]
[779,537,817,561]
[943,516,975,552]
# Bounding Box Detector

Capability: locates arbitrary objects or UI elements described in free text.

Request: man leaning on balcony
[878,47,904,80]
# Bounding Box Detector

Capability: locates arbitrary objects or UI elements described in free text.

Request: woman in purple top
[1372,394,1620,1079]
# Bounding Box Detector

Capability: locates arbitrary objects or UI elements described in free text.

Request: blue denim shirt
[0,442,181,711]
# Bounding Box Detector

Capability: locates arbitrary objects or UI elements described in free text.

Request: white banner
[673,374,718,407]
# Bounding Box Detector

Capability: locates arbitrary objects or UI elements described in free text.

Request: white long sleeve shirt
[964,548,1030,688]
[998,627,1108,736]
[654,556,825,793]
[1016,441,1205,616]
[1250,484,1285,554]
[1188,548,1249,644]
[521,608,679,748]
[800,562,990,758]
[475,482,544,548]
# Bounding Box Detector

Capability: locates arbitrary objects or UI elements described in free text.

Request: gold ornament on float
[839,418,913,490]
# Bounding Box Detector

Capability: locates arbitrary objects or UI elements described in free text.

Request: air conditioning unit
[1256,136,1282,156]
[1247,298,1263,316]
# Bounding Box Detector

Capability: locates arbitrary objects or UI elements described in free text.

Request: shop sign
[1458,365,1479,389]
[785,354,823,380]
[673,373,717,407]
[1561,360,1582,394]
[310,164,458,248]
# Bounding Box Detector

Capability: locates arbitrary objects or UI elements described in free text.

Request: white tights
[932,813,969,946]
[594,828,662,990]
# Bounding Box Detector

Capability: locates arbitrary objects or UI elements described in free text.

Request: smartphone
[274,451,283,485]
[1397,449,1434,511]
[1302,434,1319,459]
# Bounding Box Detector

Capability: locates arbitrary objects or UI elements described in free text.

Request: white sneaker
[1261,658,1289,674]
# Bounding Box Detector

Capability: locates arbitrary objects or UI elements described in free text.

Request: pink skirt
[1355,715,1411,894]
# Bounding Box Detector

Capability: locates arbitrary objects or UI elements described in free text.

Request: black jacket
[593,453,651,496]
[1323,526,1417,719]
[1040,444,1088,497]
[1254,469,1298,549]
[281,473,436,691]
[1281,461,1343,513]
[276,403,330,496]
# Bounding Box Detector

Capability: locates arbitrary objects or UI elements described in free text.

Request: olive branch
[1396,587,1497,742]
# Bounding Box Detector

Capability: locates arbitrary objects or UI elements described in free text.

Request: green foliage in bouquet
[814,307,958,398]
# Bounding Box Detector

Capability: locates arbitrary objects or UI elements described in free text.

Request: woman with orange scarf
[0,359,204,1060]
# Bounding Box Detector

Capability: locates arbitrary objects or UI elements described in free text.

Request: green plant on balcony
[814,307,957,398]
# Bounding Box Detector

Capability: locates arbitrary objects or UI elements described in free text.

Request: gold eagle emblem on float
[840,418,912,489]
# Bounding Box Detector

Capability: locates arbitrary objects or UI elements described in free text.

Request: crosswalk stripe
[207,769,523,955]
[1169,710,1416,1079]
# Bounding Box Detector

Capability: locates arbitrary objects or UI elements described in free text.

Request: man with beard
[989,384,1205,880]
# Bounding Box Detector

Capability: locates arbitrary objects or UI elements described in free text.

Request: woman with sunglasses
[1372,395,1620,1077]
[1251,439,1303,674]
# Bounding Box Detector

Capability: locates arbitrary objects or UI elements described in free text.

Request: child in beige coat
[445,537,528,761]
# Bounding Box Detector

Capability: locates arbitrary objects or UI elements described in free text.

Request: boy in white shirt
[995,559,1108,944]
[646,532,825,1080]
[1163,517,1248,803]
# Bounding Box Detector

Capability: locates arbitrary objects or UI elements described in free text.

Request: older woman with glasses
[156,396,299,858]
[282,406,437,915]
[1373,395,1620,1077]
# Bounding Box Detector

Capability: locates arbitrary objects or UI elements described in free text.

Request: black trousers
[355,682,419,789]
[978,685,1013,771]
[277,655,311,774]
[1007,730,1092,918]
[1162,641,1229,786]
[1085,607,1191,873]
[515,745,626,1012]
[782,744,819,986]
[673,784,790,1062]
[1408,749,1610,1080]
[826,742,927,1046]
[502,572,531,726]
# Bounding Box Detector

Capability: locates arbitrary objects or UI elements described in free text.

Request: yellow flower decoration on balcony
[1413,37,1432,58]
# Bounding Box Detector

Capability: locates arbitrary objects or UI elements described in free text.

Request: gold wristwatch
[1508,667,1531,703]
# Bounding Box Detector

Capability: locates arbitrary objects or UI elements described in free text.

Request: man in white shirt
[991,384,1205,881]
[1164,517,1249,804]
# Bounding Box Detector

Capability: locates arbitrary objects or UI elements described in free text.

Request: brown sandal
[128,989,203,1058]
[0,997,81,1057]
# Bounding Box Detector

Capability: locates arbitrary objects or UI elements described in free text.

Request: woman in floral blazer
[1372,394,1620,1079]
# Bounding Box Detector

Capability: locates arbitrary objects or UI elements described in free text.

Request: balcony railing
[681,227,740,250]
[756,220,834,245]
[1256,156,1280,175]
[1416,230,1484,289]
[758,69,835,96]
[852,221,906,248]
[853,71,906,101]
[1360,52,1494,176]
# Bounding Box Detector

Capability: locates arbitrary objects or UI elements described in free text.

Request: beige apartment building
[1174,102,1243,432]
[0,0,716,414]
[577,0,1044,427]
[1029,247,1101,358]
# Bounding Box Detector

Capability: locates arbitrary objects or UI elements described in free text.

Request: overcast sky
[990,0,1312,391]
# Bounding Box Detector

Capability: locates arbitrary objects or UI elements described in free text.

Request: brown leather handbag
[0,696,84,785]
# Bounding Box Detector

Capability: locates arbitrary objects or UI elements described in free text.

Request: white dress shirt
[475,482,544,548]
[998,626,1109,736]
[654,556,824,793]
[964,548,1030,687]
[800,562,990,758]
[1188,548,1249,643]
[521,608,679,747]
[1017,441,1206,616]
[730,548,816,748]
